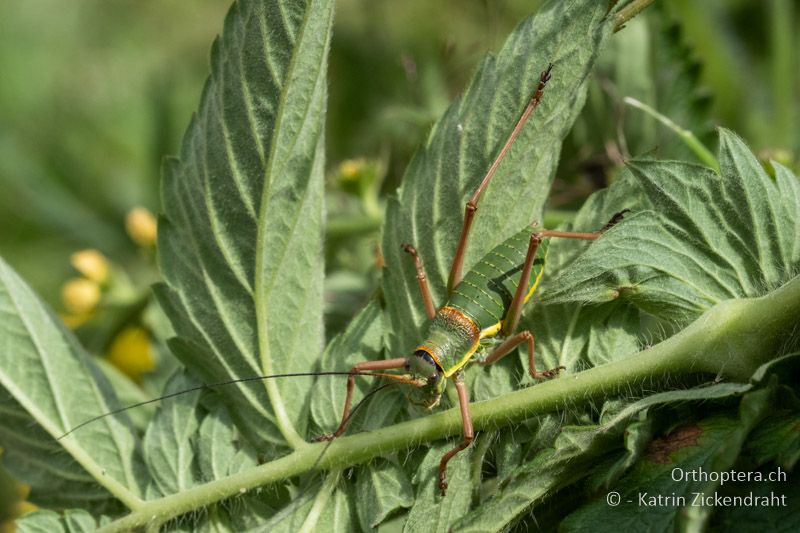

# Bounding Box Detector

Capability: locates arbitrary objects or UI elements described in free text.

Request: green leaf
[90,274,800,531]
[746,411,800,470]
[355,458,414,530]
[254,474,354,532]
[196,404,258,481]
[457,379,756,531]
[154,0,334,451]
[15,509,98,533]
[143,371,202,497]
[543,129,800,322]
[561,388,773,532]
[404,443,473,533]
[0,257,145,511]
[455,425,618,532]
[381,0,616,356]
[709,477,800,532]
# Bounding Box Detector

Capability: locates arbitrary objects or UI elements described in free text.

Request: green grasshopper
[317,64,626,493]
[62,64,624,495]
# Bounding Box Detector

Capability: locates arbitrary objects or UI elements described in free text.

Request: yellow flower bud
[126,206,158,247]
[61,278,101,314]
[339,158,365,182]
[106,326,155,381]
[70,249,109,284]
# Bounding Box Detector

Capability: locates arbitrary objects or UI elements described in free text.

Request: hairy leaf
[355,458,414,530]
[543,129,800,322]
[0,258,145,511]
[154,0,334,451]
[196,404,258,481]
[143,371,202,498]
[456,378,756,531]
[14,509,99,533]
[561,388,772,532]
[251,474,353,532]
[404,443,473,533]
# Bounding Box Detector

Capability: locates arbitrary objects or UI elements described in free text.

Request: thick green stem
[100,275,800,533]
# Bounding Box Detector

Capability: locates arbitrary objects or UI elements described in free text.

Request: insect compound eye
[427,373,440,386]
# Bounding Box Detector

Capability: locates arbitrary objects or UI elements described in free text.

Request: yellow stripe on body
[443,339,481,378]
[446,260,546,377]
[479,321,502,339]
[523,262,546,304]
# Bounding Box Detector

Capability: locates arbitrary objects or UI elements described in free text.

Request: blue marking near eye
[414,350,442,372]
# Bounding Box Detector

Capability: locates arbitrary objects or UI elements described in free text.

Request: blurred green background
[0,0,797,526]
[0,0,797,310]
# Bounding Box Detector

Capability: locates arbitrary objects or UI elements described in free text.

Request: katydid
[318,64,626,493]
[61,64,625,496]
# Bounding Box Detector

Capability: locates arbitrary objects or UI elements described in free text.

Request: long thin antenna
[58,370,386,440]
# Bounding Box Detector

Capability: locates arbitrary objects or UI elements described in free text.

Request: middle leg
[478,330,563,380]
[438,371,474,495]
[318,357,410,441]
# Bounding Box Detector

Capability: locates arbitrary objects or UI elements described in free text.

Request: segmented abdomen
[447,227,548,331]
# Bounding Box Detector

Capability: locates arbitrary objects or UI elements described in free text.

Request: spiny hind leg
[499,208,629,338]
[316,357,409,441]
[477,330,563,380]
[501,232,541,337]
[447,65,553,294]
[401,244,436,319]
[438,371,473,495]
[476,210,630,377]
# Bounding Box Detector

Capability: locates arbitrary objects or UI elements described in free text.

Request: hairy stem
[100,275,800,533]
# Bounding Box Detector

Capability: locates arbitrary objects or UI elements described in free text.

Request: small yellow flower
[0,482,36,532]
[126,207,158,247]
[339,158,366,182]
[61,278,101,314]
[70,249,109,284]
[106,326,155,381]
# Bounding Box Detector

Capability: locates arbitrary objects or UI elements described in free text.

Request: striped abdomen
[447,227,548,332]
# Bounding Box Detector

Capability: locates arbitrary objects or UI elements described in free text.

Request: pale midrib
[0,274,143,510]
[172,278,276,425]
[164,235,276,428]
[157,396,199,493]
[0,437,96,482]
[254,0,329,450]
[298,471,338,533]
[168,179,277,430]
